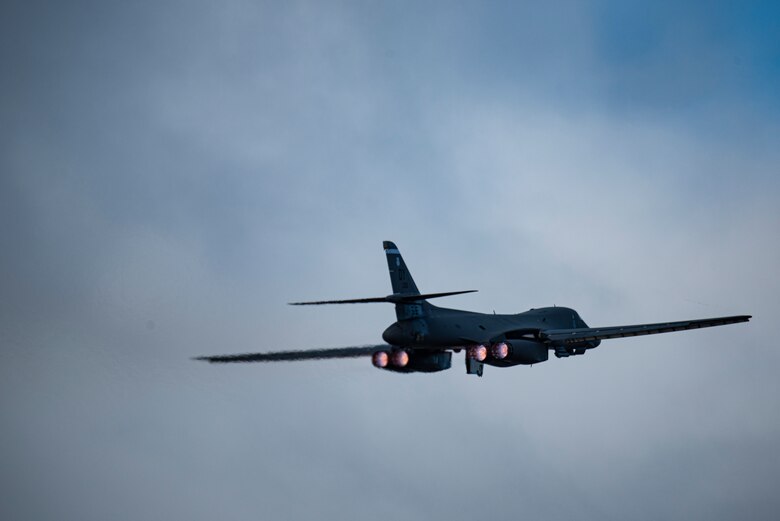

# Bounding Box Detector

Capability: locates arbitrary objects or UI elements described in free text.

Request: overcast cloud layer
[2,1,779,520]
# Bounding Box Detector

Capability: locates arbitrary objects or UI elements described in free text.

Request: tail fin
[383,241,420,295]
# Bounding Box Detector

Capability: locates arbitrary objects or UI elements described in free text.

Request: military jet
[196,241,751,376]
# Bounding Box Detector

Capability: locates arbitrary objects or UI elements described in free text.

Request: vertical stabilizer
[383,241,420,296]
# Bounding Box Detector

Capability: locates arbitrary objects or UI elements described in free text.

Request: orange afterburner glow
[491,342,509,359]
[391,350,409,367]
[467,345,488,361]
[372,351,389,368]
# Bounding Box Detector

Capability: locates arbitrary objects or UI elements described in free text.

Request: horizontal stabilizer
[394,290,477,302]
[289,290,477,306]
[289,296,389,305]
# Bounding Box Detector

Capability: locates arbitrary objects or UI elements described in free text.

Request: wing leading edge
[194,344,391,363]
[541,315,751,345]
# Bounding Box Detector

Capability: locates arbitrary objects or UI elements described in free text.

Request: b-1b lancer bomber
[196,242,751,377]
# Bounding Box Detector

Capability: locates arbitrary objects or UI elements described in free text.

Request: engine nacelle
[486,339,548,366]
[375,350,452,373]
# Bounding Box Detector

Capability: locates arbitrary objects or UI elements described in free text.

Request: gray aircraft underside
[196,241,751,377]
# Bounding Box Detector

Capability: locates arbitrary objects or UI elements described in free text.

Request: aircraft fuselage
[382,305,594,348]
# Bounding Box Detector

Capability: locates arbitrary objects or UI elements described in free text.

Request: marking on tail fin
[383,240,420,296]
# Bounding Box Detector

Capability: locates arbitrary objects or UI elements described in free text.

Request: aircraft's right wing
[541,315,751,346]
[194,344,391,363]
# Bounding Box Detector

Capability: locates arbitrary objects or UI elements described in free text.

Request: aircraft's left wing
[194,344,391,363]
[541,315,751,346]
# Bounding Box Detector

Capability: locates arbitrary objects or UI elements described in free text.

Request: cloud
[1,1,779,520]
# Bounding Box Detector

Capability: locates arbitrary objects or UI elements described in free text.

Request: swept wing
[194,344,390,363]
[541,315,751,345]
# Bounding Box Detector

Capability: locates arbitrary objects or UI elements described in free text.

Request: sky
[1,1,779,519]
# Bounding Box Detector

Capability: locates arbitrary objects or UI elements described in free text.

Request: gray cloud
[2,1,779,520]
